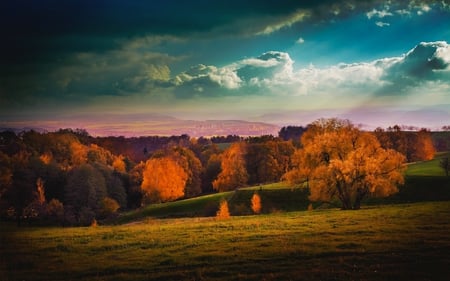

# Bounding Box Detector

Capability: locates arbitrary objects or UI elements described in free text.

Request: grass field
[1,153,450,280]
[2,201,450,281]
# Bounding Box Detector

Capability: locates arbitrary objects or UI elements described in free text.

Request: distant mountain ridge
[0,116,280,137]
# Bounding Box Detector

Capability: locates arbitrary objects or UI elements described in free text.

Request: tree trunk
[341,196,352,210]
[352,188,366,210]
[352,199,361,210]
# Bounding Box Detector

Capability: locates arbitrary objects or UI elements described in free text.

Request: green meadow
[1,155,450,280]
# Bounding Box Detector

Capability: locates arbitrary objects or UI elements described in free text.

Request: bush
[99,197,120,219]
[216,200,230,219]
[251,193,262,214]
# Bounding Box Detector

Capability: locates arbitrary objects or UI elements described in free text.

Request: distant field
[2,201,449,281]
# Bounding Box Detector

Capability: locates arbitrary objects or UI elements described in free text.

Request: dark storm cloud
[1,0,448,108]
[0,0,407,62]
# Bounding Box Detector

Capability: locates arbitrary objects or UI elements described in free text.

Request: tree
[414,129,435,161]
[284,118,406,210]
[99,197,120,218]
[169,147,203,198]
[65,164,107,224]
[202,153,222,193]
[246,140,294,185]
[216,200,230,219]
[141,157,187,203]
[251,193,262,214]
[213,143,248,192]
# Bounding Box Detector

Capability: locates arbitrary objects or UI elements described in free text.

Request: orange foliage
[39,153,53,165]
[216,200,230,219]
[112,155,126,173]
[284,118,406,210]
[251,193,262,214]
[70,141,88,166]
[415,129,436,161]
[213,143,248,192]
[141,157,187,203]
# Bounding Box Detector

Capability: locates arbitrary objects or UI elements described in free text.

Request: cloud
[378,41,450,94]
[375,21,390,27]
[366,8,393,19]
[296,37,305,44]
[169,41,450,100]
[256,10,310,35]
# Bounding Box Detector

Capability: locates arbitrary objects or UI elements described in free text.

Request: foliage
[99,197,120,218]
[213,142,248,192]
[0,126,444,225]
[65,164,107,225]
[245,140,294,185]
[251,193,262,214]
[374,126,436,162]
[141,157,187,203]
[216,200,230,219]
[284,118,406,210]
[167,146,203,198]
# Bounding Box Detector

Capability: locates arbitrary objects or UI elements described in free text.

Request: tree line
[0,120,441,225]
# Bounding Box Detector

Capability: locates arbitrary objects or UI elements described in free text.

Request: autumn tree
[141,157,187,203]
[213,143,248,192]
[413,129,436,161]
[168,147,203,198]
[251,193,262,214]
[216,200,230,219]
[284,118,406,210]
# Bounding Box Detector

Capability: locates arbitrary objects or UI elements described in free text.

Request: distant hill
[0,115,280,137]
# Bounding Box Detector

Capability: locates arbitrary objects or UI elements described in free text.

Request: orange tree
[284,118,406,210]
[141,157,187,203]
[213,142,248,192]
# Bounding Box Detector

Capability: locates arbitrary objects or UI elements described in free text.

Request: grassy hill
[116,153,450,224]
[2,201,449,280]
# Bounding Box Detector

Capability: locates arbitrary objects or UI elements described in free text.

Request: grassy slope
[117,154,450,223]
[2,202,450,281]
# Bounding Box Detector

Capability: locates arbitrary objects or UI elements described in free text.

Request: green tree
[65,164,107,224]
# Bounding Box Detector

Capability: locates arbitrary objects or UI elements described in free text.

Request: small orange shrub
[251,193,261,214]
[90,218,98,227]
[216,200,230,219]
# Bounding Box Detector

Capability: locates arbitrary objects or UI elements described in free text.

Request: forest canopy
[0,120,441,225]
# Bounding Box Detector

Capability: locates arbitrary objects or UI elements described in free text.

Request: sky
[1,0,450,135]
